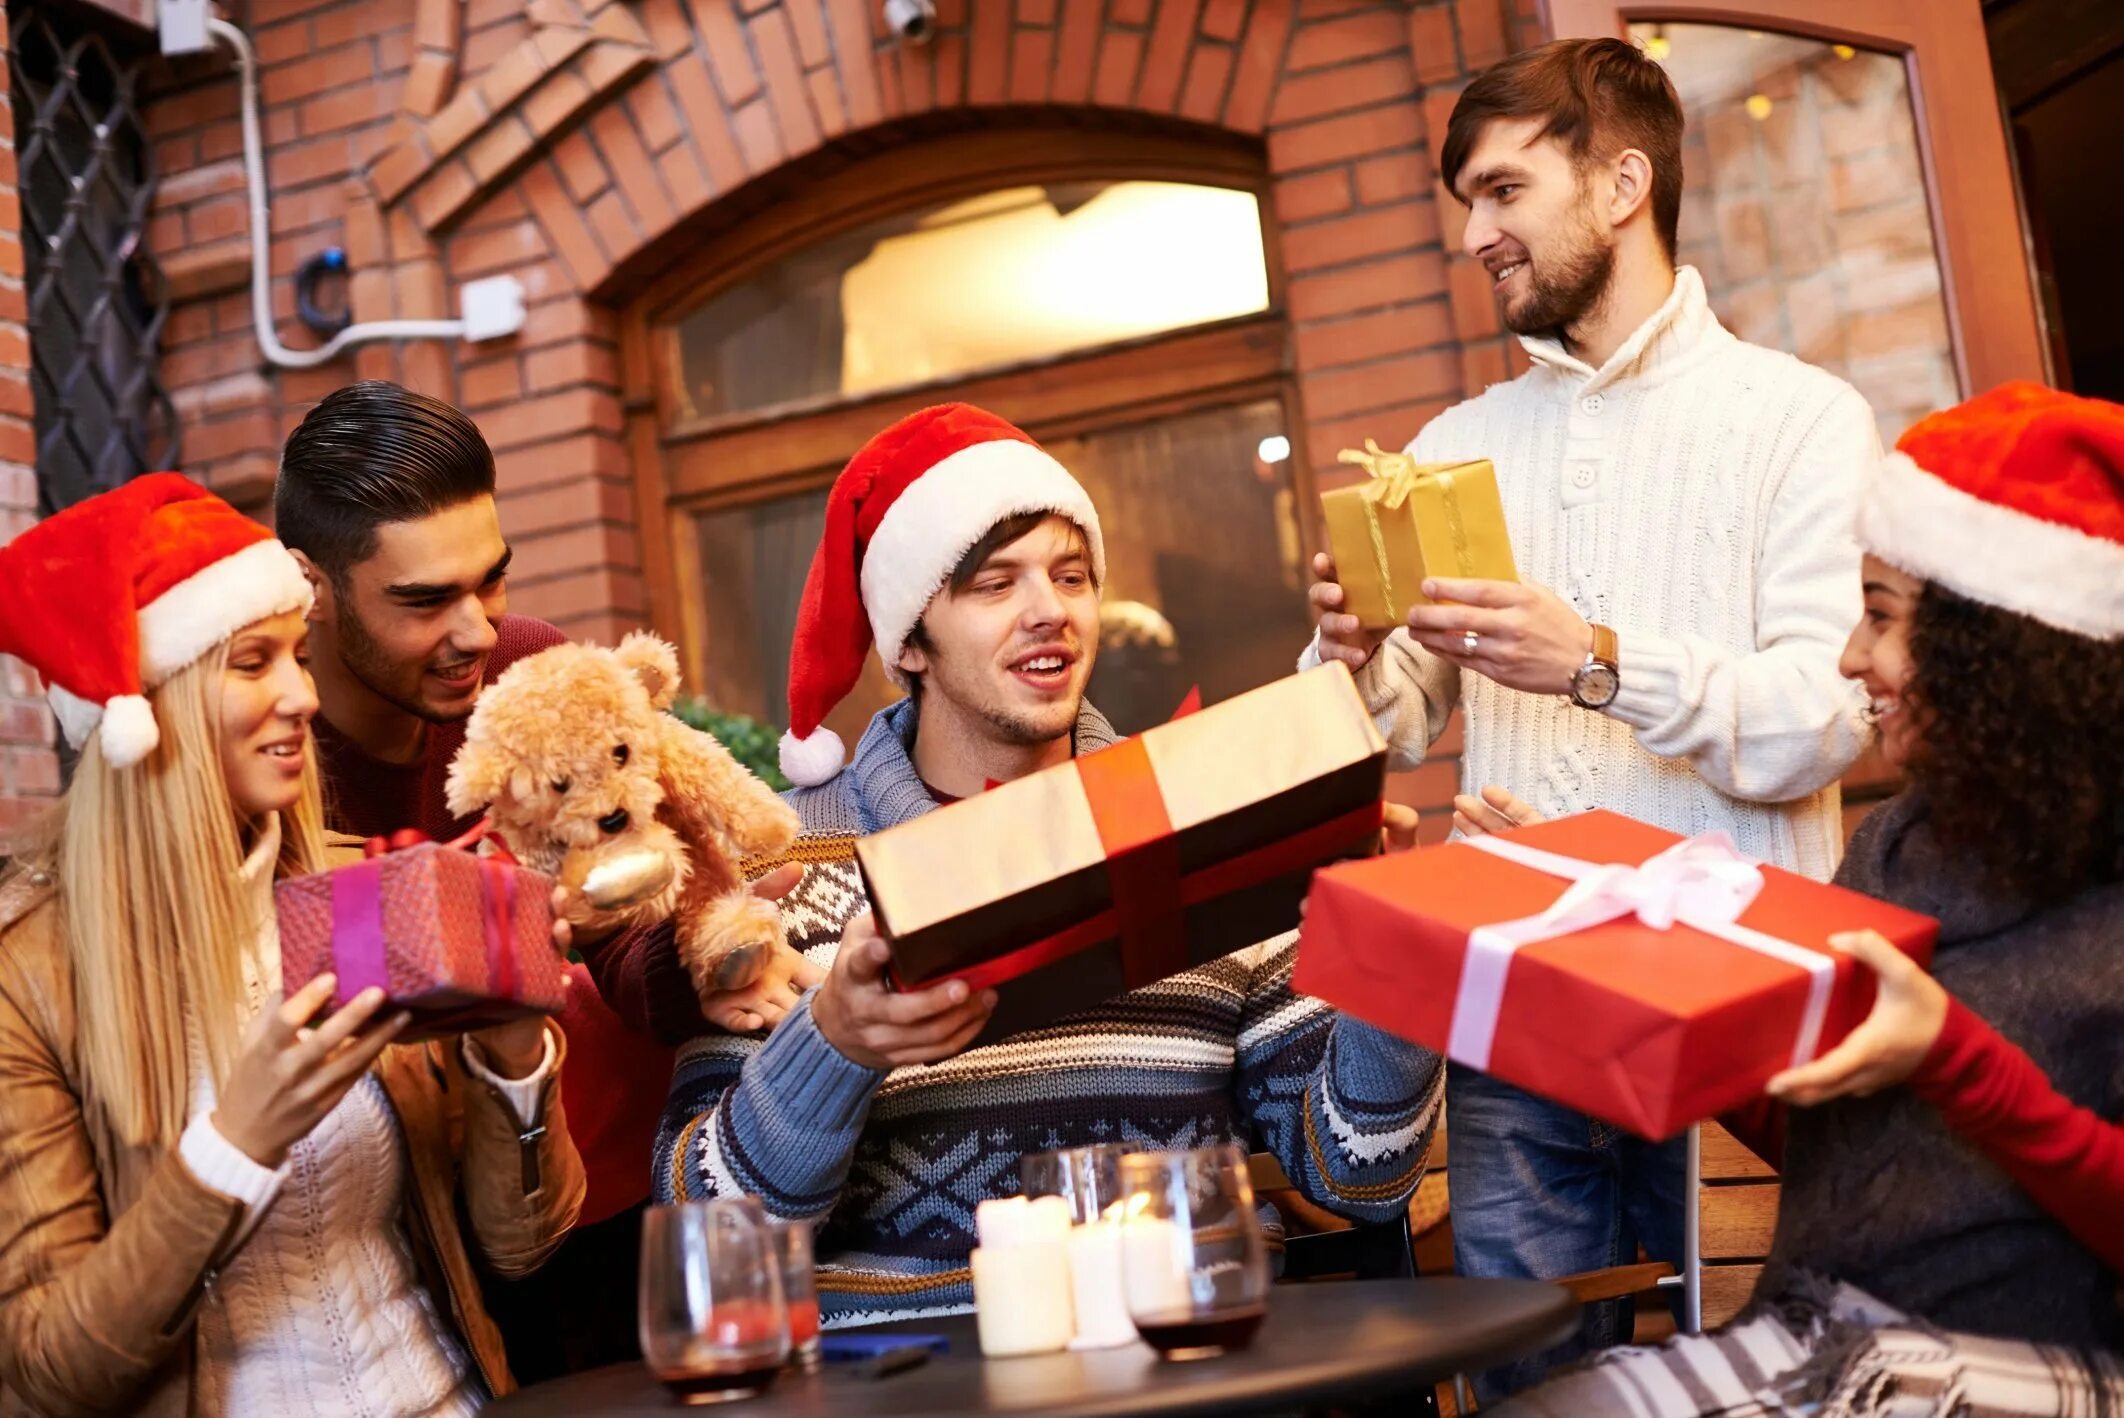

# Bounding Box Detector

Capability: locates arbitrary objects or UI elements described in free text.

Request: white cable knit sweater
[173,818,554,1416]
[1305,267,1875,880]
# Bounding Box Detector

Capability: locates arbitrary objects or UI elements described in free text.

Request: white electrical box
[159,0,211,56]
[459,275,528,343]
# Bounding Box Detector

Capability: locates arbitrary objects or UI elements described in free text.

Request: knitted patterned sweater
[1304,266,1875,881]
[653,697,1444,1326]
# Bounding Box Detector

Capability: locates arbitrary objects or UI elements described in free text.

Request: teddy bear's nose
[597,807,631,835]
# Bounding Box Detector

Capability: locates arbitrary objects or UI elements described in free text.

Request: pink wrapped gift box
[277,840,564,1040]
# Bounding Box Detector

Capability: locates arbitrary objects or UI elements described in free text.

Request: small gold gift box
[1320,442,1520,630]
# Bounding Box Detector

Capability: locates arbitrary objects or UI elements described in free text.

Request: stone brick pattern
[1663,30,1958,446]
[122,0,1544,841]
[0,20,59,840]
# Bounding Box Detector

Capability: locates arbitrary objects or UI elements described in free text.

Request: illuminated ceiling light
[1833,44,1856,60]
[1745,93,1773,121]
[1643,26,1670,61]
[1257,435,1291,464]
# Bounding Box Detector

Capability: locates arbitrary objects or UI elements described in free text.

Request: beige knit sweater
[1304,266,1875,880]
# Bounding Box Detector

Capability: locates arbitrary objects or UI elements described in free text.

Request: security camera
[883,0,935,44]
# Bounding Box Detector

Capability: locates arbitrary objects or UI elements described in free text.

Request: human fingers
[1830,930,1912,982]
[869,975,980,1027]
[1421,578,1527,609]
[1407,603,1511,638]
[789,955,827,991]
[868,992,998,1056]
[307,1011,410,1100]
[1382,802,1420,853]
[711,1003,768,1033]
[1312,552,1340,583]
[1308,579,1348,614]
[296,987,389,1063]
[837,928,891,987]
[1766,1027,1879,1104]
[274,974,342,1043]
[751,864,805,902]
[901,1004,998,1065]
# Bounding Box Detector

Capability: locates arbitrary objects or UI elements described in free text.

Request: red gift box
[1294,811,1938,1139]
[858,664,1388,1045]
[277,834,566,1041]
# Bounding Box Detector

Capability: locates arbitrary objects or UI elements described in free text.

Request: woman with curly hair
[1472,382,2124,1417]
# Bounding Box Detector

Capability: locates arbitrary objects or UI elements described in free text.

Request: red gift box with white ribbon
[1293,810,1938,1139]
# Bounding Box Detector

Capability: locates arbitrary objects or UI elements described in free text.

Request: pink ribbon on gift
[330,828,521,1002]
[1444,832,1835,1073]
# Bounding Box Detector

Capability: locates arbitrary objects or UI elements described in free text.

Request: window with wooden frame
[621,128,1318,750]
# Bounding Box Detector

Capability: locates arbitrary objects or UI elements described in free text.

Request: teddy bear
[444,631,801,998]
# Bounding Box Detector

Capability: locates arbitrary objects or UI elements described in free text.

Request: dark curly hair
[1902,585,2124,904]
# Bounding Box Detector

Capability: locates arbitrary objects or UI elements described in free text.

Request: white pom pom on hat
[777,403,1104,787]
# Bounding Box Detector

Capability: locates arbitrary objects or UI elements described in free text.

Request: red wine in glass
[653,1351,783,1405]
[1133,1305,1267,1360]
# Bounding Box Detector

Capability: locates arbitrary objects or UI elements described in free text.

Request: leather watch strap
[1591,623,1618,669]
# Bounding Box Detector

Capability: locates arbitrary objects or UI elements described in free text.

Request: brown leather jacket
[0,854,586,1416]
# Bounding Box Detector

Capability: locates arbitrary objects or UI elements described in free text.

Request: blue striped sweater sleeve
[652,993,884,1217]
[1233,936,1443,1223]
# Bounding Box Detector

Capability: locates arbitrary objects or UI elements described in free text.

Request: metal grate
[9,2,176,514]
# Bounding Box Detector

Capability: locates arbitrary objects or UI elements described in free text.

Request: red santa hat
[1857,381,2123,641]
[0,472,314,768]
[779,403,1105,786]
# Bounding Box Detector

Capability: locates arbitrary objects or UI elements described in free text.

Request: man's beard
[336,600,478,726]
[1502,199,1616,339]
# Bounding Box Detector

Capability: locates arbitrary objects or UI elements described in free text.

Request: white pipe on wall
[207,18,517,370]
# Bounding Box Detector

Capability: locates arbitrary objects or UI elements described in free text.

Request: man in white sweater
[1304,37,1874,1393]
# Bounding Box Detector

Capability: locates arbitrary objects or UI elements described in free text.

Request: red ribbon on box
[913,742,1384,995]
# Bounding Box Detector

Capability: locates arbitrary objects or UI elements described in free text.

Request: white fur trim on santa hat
[98,694,160,769]
[779,724,847,788]
[1857,450,2124,640]
[138,538,315,686]
[858,439,1105,683]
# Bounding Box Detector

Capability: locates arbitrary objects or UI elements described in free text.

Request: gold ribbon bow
[1335,440,1460,617]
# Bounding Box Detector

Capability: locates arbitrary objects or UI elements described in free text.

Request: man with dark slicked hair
[274,381,687,1382]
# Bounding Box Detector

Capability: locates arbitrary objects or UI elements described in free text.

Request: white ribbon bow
[1444,831,1834,1074]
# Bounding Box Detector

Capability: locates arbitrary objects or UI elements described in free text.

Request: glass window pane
[666,182,1271,424]
[1635,23,1959,442]
[688,399,1310,745]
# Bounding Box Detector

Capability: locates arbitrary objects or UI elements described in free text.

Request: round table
[490,1277,1578,1416]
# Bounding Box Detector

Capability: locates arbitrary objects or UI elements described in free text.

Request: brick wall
[128,0,1543,838]
[0,20,60,840]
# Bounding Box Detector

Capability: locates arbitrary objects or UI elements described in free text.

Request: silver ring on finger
[1462,630,1480,656]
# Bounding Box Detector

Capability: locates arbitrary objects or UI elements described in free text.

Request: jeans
[1447,1066,1687,1401]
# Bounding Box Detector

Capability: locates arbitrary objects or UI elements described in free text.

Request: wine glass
[1020,1143,1131,1223]
[638,1199,790,1404]
[768,1218,821,1372]
[1115,1143,1271,1360]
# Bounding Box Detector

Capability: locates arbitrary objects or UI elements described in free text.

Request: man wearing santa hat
[649,402,1446,1327]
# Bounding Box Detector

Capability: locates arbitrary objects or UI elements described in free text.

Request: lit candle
[1065,1216,1139,1349]
[1118,1207,1195,1322]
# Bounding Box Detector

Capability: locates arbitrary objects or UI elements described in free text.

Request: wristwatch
[1569,624,1620,709]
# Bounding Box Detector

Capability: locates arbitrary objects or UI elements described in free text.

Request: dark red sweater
[310,613,670,1226]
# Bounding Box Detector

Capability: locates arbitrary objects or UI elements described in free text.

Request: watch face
[1576,663,1620,707]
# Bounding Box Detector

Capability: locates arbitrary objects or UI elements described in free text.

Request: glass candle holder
[1019,1142,1131,1223]
[768,1217,821,1372]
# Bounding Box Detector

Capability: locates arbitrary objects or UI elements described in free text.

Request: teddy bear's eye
[551,778,571,794]
[613,743,630,766]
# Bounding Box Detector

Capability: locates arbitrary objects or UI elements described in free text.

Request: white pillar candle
[970,1197,1076,1357]
[1119,1214,1195,1322]
[1064,1219,1139,1350]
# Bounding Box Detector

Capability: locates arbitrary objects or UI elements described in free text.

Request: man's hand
[1406,577,1592,697]
[696,864,824,1033]
[1451,786,1544,838]
[1766,931,1948,1106]
[1308,553,1392,670]
[1382,801,1421,854]
[811,912,997,1071]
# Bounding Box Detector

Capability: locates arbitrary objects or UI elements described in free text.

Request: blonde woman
[0,475,583,1416]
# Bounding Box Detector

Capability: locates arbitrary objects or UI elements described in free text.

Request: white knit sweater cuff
[460,1026,559,1132]
[1298,629,1398,715]
[180,1112,289,1210]
[1604,627,1691,732]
